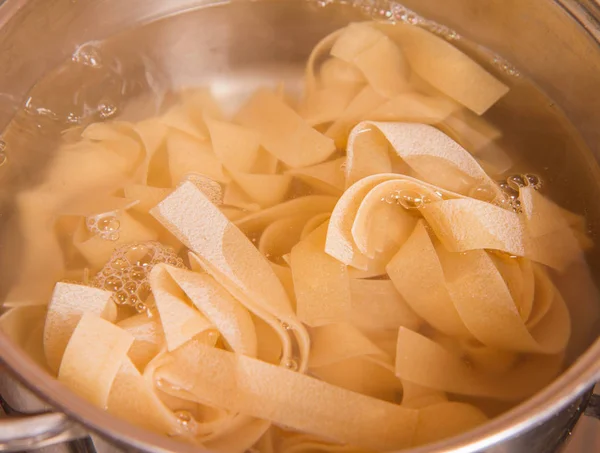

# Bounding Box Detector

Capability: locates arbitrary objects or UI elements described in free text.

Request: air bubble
[65,112,81,124]
[469,185,497,202]
[174,410,198,433]
[284,359,299,371]
[98,102,118,119]
[86,211,121,241]
[281,322,292,331]
[115,291,128,304]
[125,244,156,267]
[524,173,542,190]
[72,43,104,68]
[493,56,521,78]
[104,276,123,292]
[92,241,186,311]
[396,190,425,210]
[506,174,527,191]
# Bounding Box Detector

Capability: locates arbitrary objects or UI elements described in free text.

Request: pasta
[0,20,592,453]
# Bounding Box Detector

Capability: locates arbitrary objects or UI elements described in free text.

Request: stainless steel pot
[0,0,599,452]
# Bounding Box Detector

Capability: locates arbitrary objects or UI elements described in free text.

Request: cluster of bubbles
[492,56,522,78]
[377,174,542,214]
[313,0,459,40]
[497,173,543,213]
[91,241,185,313]
[21,42,122,132]
[86,211,122,241]
[381,189,441,210]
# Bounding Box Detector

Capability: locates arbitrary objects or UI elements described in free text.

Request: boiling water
[0,0,599,419]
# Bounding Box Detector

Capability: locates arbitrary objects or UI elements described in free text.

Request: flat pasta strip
[387,221,471,338]
[74,211,158,270]
[223,183,261,212]
[44,283,117,373]
[395,327,564,400]
[235,89,336,168]
[345,126,392,187]
[259,216,308,260]
[229,171,292,208]
[205,116,260,172]
[117,314,165,370]
[290,224,351,327]
[149,264,214,351]
[310,357,402,403]
[107,357,183,435]
[155,341,419,451]
[160,265,258,357]
[286,158,346,195]
[376,22,509,114]
[166,130,228,184]
[161,104,206,140]
[413,402,487,446]
[235,195,337,234]
[332,24,411,98]
[299,84,363,126]
[308,322,391,369]
[348,279,421,332]
[326,86,388,148]
[58,313,133,407]
[367,92,459,123]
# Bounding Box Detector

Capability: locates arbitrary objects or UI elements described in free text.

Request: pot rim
[0,0,600,452]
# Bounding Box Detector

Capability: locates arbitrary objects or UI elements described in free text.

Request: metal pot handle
[0,412,87,452]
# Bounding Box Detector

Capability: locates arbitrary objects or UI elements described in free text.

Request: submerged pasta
[0,20,593,453]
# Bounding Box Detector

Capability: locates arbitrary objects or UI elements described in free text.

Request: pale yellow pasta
[387,221,472,338]
[326,86,388,148]
[205,116,261,172]
[228,171,292,208]
[235,195,338,234]
[367,92,460,123]
[375,22,509,114]
[236,89,336,168]
[149,265,214,351]
[290,223,351,327]
[160,265,257,357]
[223,183,261,212]
[124,185,172,212]
[151,182,310,369]
[166,130,228,184]
[58,313,133,407]
[3,17,592,453]
[117,314,165,370]
[285,157,346,195]
[308,322,392,370]
[74,211,158,270]
[348,278,421,332]
[44,283,117,372]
